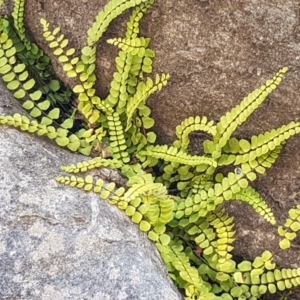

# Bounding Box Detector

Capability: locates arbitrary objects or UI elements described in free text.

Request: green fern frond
[87,0,150,46]
[195,146,282,215]
[125,168,153,183]
[125,0,154,39]
[40,18,100,124]
[0,17,80,137]
[180,169,251,218]
[141,144,217,167]
[219,121,300,166]
[206,207,235,265]
[12,0,43,61]
[105,47,155,111]
[125,73,169,130]
[104,0,154,111]
[105,51,132,109]
[77,46,97,81]
[40,18,78,78]
[212,67,288,159]
[174,116,216,151]
[56,175,122,198]
[146,196,175,226]
[104,3,152,108]
[124,181,167,201]
[12,0,27,44]
[107,36,150,56]
[234,251,300,297]
[278,204,300,249]
[106,111,130,163]
[61,157,123,173]
[216,145,282,182]
[0,113,83,152]
[233,186,275,225]
[173,205,235,267]
[156,240,203,297]
[200,169,248,202]
[251,145,282,175]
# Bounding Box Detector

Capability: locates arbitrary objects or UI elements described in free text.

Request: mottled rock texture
[0,84,182,299]
[1,0,300,299]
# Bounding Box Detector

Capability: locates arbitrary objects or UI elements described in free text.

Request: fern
[174,116,216,151]
[1,1,300,299]
[209,67,288,159]
[278,204,300,249]
[87,0,150,46]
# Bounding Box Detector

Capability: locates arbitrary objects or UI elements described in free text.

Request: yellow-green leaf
[55,137,69,147]
[139,220,151,232]
[48,108,60,119]
[23,78,35,90]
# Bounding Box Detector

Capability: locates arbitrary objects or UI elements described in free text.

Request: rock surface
[1,0,300,299]
[0,84,182,299]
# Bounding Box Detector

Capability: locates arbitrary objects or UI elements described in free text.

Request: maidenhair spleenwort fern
[0,0,300,299]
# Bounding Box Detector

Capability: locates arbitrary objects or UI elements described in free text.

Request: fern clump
[1,0,300,299]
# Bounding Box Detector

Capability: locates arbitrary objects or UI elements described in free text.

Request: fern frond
[106,1,155,111]
[192,146,282,215]
[156,240,203,297]
[183,168,252,218]
[40,18,79,79]
[87,0,150,46]
[104,2,153,109]
[174,116,216,151]
[106,44,155,112]
[55,175,123,198]
[233,251,300,297]
[125,0,154,39]
[124,182,167,201]
[124,168,153,183]
[77,46,97,94]
[140,145,217,167]
[122,195,152,232]
[105,51,133,108]
[212,67,288,159]
[0,21,80,136]
[219,121,300,166]
[173,207,235,265]
[125,73,169,130]
[0,113,83,152]
[0,33,28,91]
[200,170,247,201]
[174,205,235,266]
[107,111,130,163]
[206,207,235,265]
[61,157,123,173]
[278,204,300,249]
[214,145,282,186]
[12,0,27,44]
[146,196,175,226]
[233,186,275,225]
[107,36,150,56]
[40,18,100,126]
[251,145,282,175]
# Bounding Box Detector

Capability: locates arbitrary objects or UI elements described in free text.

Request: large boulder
[1,0,300,299]
[0,83,182,299]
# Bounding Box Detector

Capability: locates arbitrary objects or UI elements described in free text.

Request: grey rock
[0,82,182,299]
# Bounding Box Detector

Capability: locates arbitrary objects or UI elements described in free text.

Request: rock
[0,82,182,299]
